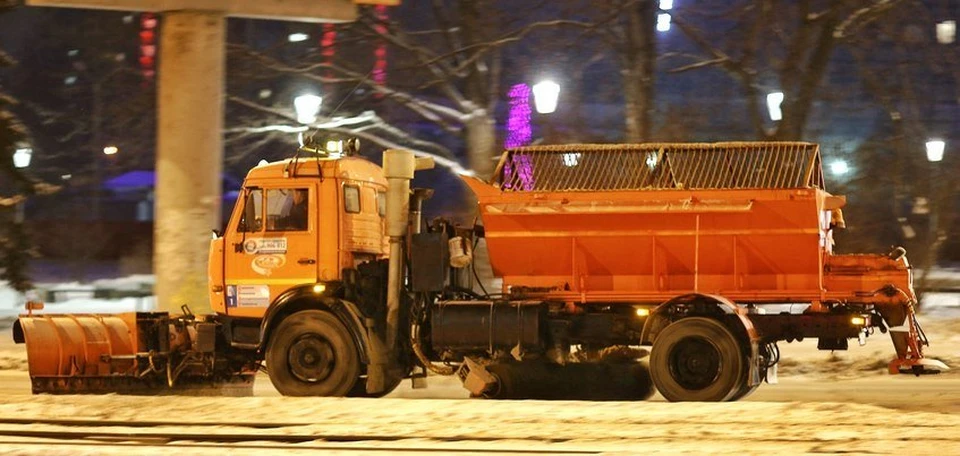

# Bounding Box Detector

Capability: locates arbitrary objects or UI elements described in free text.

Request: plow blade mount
[14,312,254,395]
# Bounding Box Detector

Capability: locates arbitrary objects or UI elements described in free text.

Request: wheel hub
[288,335,335,383]
[668,337,721,390]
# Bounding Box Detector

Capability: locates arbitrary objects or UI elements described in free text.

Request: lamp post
[88,66,129,220]
[12,147,32,224]
[294,93,323,125]
[925,139,947,279]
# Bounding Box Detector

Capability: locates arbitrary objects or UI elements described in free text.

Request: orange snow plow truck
[13,141,947,401]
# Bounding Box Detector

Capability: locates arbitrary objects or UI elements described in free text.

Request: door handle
[298,258,317,265]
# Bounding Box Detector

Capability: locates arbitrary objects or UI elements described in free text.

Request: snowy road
[0,309,958,453]
[0,372,959,454]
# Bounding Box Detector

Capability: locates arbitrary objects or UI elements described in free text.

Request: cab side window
[344,185,361,214]
[266,188,309,232]
[238,189,263,232]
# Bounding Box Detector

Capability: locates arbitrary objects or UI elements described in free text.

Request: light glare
[766,92,784,121]
[13,148,32,168]
[936,21,956,44]
[326,140,343,153]
[926,139,945,162]
[294,94,323,125]
[829,160,849,176]
[660,0,674,10]
[657,13,671,32]
[532,80,560,114]
[562,153,581,167]
[103,145,119,155]
[288,33,309,43]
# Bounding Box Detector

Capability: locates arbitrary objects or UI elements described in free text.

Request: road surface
[1,315,958,454]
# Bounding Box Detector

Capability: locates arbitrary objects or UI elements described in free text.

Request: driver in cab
[276,189,308,231]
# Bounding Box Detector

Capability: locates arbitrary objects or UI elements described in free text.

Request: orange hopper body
[461,142,929,372]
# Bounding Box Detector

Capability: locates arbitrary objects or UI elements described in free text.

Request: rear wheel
[266,310,360,397]
[650,317,747,402]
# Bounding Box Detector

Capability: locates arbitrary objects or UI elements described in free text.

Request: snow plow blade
[13,312,255,395]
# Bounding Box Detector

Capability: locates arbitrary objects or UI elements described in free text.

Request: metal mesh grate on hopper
[495,142,824,192]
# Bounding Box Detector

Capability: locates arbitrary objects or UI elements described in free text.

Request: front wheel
[649,317,748,402]
[266,310,361,397]
[347,372,405,398]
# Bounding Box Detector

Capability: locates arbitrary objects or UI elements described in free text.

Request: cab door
[223,183,319,318]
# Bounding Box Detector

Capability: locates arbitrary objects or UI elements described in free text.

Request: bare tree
[845,4,960,298]
[226,2,633,179]
[0,0,33,292]
[665,0,926,141]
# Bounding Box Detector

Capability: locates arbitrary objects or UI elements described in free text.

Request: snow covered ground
[0,276,155,317]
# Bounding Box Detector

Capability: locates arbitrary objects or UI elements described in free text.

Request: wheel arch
[643,293,763,399]
[259,285,371,364]
[641,293,759,349]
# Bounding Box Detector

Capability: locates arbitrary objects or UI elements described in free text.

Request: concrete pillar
[154,10,225,314]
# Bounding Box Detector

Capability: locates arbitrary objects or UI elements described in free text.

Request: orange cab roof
[243,155,386,185]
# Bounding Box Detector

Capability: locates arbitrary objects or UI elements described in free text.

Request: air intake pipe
[382,149,434,350]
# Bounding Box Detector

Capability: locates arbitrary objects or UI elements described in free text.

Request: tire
[729,381,760,401]
[649,317,747,402]
[266,310,361,397]
[347,374,404,398]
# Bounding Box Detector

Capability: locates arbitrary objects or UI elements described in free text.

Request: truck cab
[208,156,388,319]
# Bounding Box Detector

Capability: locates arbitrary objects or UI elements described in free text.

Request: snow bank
[0,277,155,318]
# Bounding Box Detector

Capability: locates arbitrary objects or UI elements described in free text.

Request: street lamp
[829,159,849,176]
[766,92,784,121]
[12,147,32,224]
[13,147,32,169]
[926,139,945,162]
[532,80,560,114]
[103,145,119,155]
[656,14,671,32]
[936,21,956,45]
[294,93,323,125]
[288,33,309,43]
